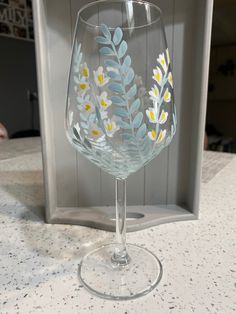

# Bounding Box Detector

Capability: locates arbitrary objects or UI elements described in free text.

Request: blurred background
[0,0,235,152]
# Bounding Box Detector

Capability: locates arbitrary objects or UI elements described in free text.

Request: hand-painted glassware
[66,0,176,300]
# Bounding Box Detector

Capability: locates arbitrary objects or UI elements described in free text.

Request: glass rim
[77,0,162,30]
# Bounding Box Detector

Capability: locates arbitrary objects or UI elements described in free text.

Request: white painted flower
[69,111,73,126]
[149,84,160,100]
[80,62,89,78]
[152,67,163,86]
[100,110,108,120]
[93,66,109,87]
[146,107,158,123]
[88,123,103,139]
[163,88,171,103]
[76,81,89,94]
[157,52,167,73]
[97,91,112,110]
[159,110,168,124]
[168,72,173,88]
[157,129,166,143]
[81,100,95,115]
[166,48,170,65]
[104,117,120,137]
[148,129,157,141]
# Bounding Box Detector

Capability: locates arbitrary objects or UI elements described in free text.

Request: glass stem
[111,178,130,266]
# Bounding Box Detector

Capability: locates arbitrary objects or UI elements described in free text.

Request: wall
[0,36,38,137]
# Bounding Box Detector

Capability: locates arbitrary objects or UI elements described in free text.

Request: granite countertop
[0,138,235,314]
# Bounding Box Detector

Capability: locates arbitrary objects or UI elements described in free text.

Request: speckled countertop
[0,138,235,314]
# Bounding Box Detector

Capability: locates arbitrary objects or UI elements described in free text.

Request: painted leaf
[113,107,128,118]
[118,40,128,59]
[129,98,140,114]
[108,82,124,93]
[127,84,137,98]
[136,124,147,139]
[123,133,135,141]
[133,112,143,128]
[104,59,120,68]
[124,68,135,85]
[100,23,111,40]
[99,47,114,56]
[117,119,131,129]
[113,27,123,45]
[123,55,131,67]
[107,71,121,80]
[110,95,125,105]
[95,36,110,44]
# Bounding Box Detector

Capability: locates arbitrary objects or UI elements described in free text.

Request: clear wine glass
[65,0,177,300]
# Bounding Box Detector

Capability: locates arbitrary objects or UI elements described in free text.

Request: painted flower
[168,72,173,88]
[163,88,171,103]
[104,117,120,137]
[81,100,95,115]
[152,67,163,86]
[94,66,109,87]
[148,129,157,141]
[76,81,89,94]
[149,84,160,100]
[166,48,170,65]
[157,52,167,73]
[88,123,103,140]
[157,129,166,143]
[146,107,158,123]
[159,110,168,124]
[97,91,112,110]
[80,62,89,78]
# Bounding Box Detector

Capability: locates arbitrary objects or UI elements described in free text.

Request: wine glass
[65,0,176,300]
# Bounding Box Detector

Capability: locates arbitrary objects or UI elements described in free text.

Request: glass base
[78,243,163,300]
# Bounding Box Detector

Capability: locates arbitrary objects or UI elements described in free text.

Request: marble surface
[0,138,236,313]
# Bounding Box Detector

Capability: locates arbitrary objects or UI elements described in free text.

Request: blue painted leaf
[80,121,88,129]
[129,98,140,114]
[100,23,111,40]
[76,96,84,103]
[133,112,143,128]
[118,40,128,59]
[108,82,124,93]
[123,55,131,67]
[113,107,128,118]
[104,59,120,68]
[99,47,114,56]
[113,27,123,45]
[107,71,121,80]
[123,133,135,141]
[117,119,131,129]
[124,68,135,85]
[110,95,125,105]
[127,84,137,98]
[136,124,147,139]
[96,36,110,44]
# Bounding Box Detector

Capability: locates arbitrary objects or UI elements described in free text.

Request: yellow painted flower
[94,66,109,87]
[104,117,120,137]
[157,129,166,143]
[166,48,170,65]
[157,52,167,73]
[81,100,94,114]
[168,72,173,88]
[98,91,112,110]
[148,129,157,141]
[149,84,160,100]
[146,107,158,123]
[159,110,168,124]
[163,88,171,103]
[88,124,103,139]
[76,81,89,93]
[152,67,163,86]
[80,62,89,78]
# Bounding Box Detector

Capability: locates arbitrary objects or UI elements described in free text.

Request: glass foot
[78,243,163,300]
